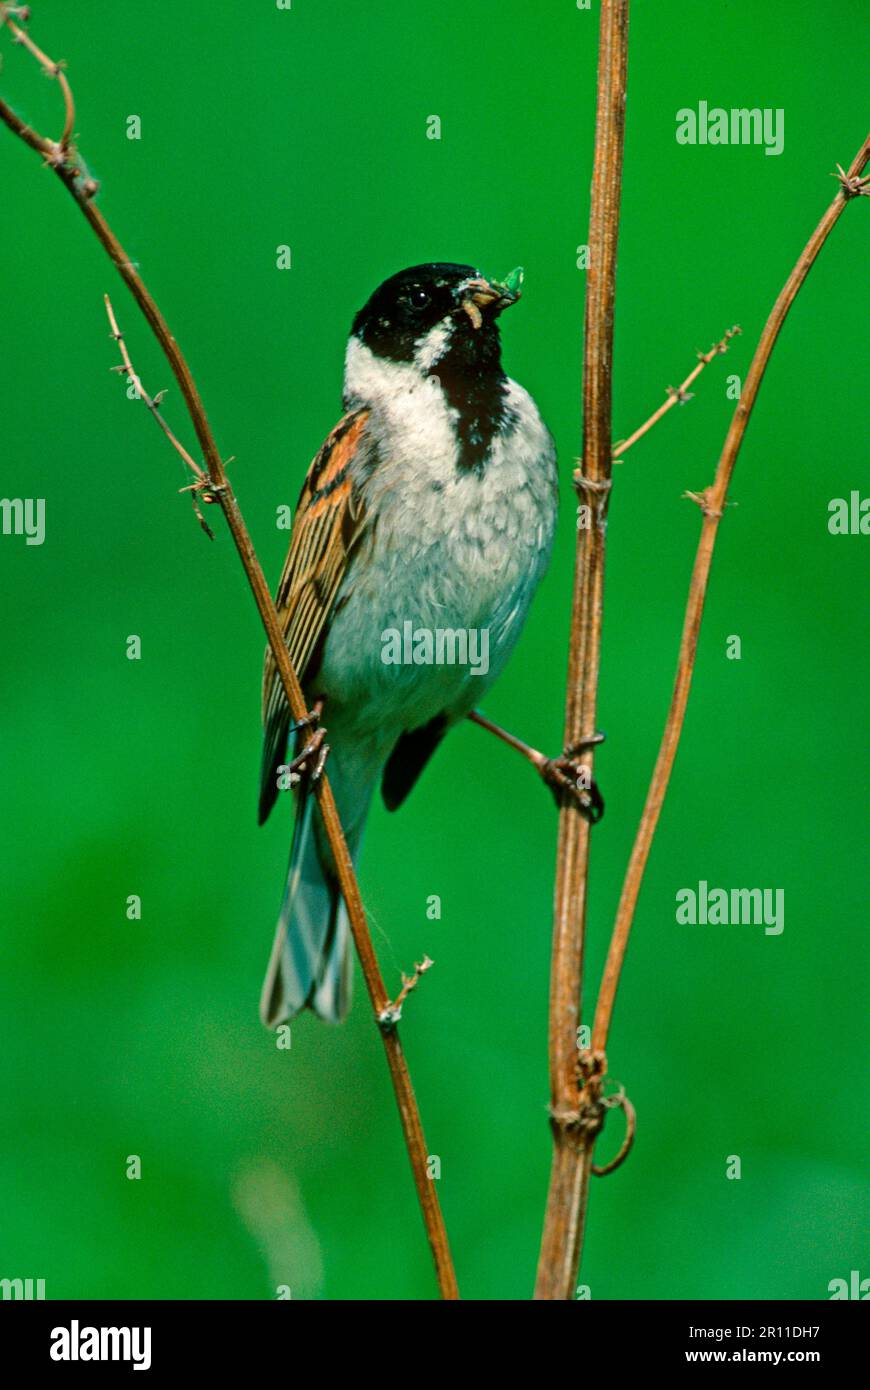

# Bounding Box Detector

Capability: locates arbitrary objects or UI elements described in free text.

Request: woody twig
[103,295,219,538]
[0,6,458,1300]
[380,956,435,1029]
[534,0,630,1302]
[592,131,870,1061]
[534,0,869,1301]
[610,326,741,463]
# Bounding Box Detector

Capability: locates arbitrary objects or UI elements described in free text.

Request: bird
[257,262,560,1028]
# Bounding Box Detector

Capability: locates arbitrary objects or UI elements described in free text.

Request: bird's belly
[316,487,551,734]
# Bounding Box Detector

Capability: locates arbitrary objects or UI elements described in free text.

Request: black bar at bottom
[0,1297,865,1374]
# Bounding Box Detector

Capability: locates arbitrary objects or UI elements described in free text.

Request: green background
[1,1,866,1300]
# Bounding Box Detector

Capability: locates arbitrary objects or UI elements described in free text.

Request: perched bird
[258,262,560,1027]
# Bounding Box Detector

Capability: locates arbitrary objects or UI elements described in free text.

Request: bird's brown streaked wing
[258,409,371,824]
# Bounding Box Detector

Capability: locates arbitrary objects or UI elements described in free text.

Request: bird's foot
[289,699,323,737]
[536,733,606,823]
[288,701,330,785]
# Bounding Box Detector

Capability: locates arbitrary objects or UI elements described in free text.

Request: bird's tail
[259,788,363,1028]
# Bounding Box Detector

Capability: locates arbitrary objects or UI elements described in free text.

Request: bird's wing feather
[258,408,371,824]
[381,713,448,811]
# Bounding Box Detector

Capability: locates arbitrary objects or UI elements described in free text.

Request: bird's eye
[407,287,431,312]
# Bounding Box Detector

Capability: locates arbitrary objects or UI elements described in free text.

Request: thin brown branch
[611,325,741,462]
[590,1088,635,1177]
[592,131,870,1055]
[104,295,207,484]
[2,7,74,150]
[534,0,630,1302]
[380,956,434,1027]
[0,15,458,1300]
[104,295,220,538]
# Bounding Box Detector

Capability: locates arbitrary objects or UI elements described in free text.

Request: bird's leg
[288,698,330,785]
[467,710,605,823]
[543,735,606,823]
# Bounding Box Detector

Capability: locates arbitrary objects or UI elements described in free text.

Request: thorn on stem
[666,385,694,405]
[834,163,870,199]
[683,487,728,520]
[379,956,434,1030]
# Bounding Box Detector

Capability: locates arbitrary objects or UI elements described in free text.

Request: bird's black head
[351,262,522,378]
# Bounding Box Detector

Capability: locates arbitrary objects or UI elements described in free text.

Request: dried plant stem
[612,326,741,461]
[0,14,458,1300]
[103,297,209,482]
[2,8,74,149]
[592,133,870,1053]
[534,0,630,1302]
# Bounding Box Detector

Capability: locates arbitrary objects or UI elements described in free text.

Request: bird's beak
[459,267,524,329]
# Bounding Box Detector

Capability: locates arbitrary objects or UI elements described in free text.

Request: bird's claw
[289,703,322,737]
[288,716,330,786]
[538,733,605,823]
